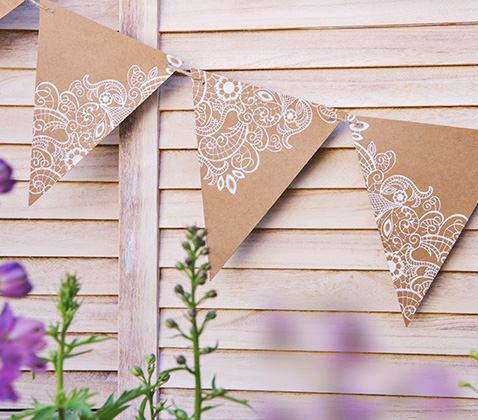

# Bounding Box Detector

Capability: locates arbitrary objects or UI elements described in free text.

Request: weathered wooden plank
[158,149,366,190]
[0,144,118,181]
[0,0,119,30]
[40,334,117,371]
[160,26,478,70]
[0,372,117,409]
[159,189,478,230]
[159,0,478,32]
[5,26,478,70]
[0,296,118,332]
[0,257,118,295]
[160,388,478,420]
[158,229,478,271]
[4,68,478,109]
[158,67,478,110]
[159,107,478,150]
[160,348,478,398]
[159,309,478,356]
[0,106,119,144]
[1,182,118,220]
[159,268,478,314]
[0,220,118,257]
[118,0,160,415]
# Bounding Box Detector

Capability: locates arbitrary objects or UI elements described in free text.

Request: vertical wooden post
[118,0,160,417]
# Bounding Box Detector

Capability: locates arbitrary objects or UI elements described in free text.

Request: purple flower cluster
[0,262,33,298]
[0,159,15,194]
[0,303,47,402]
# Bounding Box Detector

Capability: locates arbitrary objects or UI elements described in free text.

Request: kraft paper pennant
[29,0,181,205]
[0,0,24,20]
[192,69,346,279]
[349,115,478,325]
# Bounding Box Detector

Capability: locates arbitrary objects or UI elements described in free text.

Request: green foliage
[459,349,478,394]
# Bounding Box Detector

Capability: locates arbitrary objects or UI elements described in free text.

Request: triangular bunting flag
[0,0,24,20]
[29,0,181,204]
[192,69,346,279]
[348,115,478,325]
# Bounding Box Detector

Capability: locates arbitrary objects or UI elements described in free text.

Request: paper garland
[0,0,24,20]
[349,115,478,325]
[28,0,180,204]
[191,69,346,280]
[18,0,478,324]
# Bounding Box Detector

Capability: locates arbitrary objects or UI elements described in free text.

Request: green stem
[56,324,67,420]
[190,253,202,420]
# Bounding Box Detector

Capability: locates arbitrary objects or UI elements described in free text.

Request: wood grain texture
[159,268,478,314]
[159,189,478,230]
[1,182,118,220]
[0,0,119,30]
[160,388,478,420]
[159,107,478,150]
[159,348,478,398]
[4,26,478,70]
[118,0,160,415]
[0,372,117,409]
[159,309,478,356]
[0,220,118,257]
[0,296,117,332]
[159,0,478,31]
[158,229,478,271]
[158,67,478,110]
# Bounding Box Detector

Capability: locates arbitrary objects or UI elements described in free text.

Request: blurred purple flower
[0,303,47,402]
[0,262,33,298]
[0,159,16,194]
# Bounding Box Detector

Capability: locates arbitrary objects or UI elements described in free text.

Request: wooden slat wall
[0,0,119,413]
[157,1,478,419]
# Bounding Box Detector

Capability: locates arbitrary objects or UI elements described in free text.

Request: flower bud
[205,290,217,299]
[203,346,215,354]
[181,241,191,251]
[174,284,184,295]
[175,262,186,271]
[0,159,16,194]
[196,272,207,285]
[146,353,156,365]
[131,365,144,377]
[215,388,226,396]
[188,308,197,318]
[198,229,207,238]
[205,310,216,321]
[200,247,210,256]
[185,257,193,266]
[0,262,32,298]
[176,355,186,365]
[470,349,478,360]
[200,263,211,271]
[159,372,170,382]
[165,319,178,329]
[175,409,189,420]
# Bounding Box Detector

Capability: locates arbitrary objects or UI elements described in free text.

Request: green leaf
[219,394,252,408]
[31,406,57,420]
[201,404,221,412]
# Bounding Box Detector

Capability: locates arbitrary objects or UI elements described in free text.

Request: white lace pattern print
[349,116,468,323]
[192,71,339,195]
[30,58,181,200]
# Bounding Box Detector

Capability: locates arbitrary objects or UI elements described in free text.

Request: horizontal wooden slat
[159,268,478,314]
[160,348,478,398]
[0,296,117,332]
[160,388,478,420]
[0,257,118,295]
[159,108,478,150]
[5,26,478,70]
[0,220,118,257]
[0,106,119,145]
[0,144,118,182]
[160,309,478,356]
[160,26,478,70]
[40,334,117,371]
[158,68,478,110]
[0,372,117,409]
[159,229,478,271]
[159,189,478,230]
[0,0,119,30]
[158,149,368,190]
[159,0,478,32]
[4,68,478,109]
[1,182,118,220]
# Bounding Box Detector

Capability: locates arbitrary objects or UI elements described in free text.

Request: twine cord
[28,0,53,13]
[168,65,205,84]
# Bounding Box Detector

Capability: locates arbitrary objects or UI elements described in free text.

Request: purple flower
[0,159,15,194]
[0,303,47,402]
[0,262,33,298]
